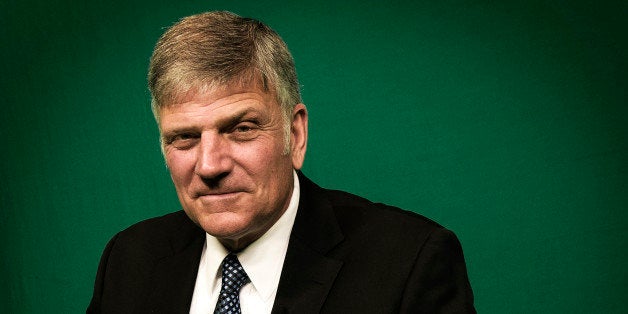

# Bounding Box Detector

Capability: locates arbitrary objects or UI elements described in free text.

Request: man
[88,11,475,314]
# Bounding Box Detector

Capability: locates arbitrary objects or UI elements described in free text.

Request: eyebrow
[218,108,258,129]
[161,106,262,136]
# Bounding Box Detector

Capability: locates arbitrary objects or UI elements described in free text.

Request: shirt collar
[204,170,300,301]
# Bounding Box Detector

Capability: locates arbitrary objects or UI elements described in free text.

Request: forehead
[175,78,272,106]
[158,83,279,127]
[162,71,273,108]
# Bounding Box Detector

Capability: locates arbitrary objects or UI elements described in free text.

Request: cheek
[254,145,293,188]
[242,141,289,174]
[233,141,292,197]
[166,152,196,183]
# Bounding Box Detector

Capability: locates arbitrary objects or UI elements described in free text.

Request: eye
[229,121,259,141]
[165,132,200,150]
[231,120,259,133]
[234,124,253,133]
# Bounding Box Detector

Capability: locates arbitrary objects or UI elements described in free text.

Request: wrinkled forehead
[162,69,274,109]
[156,77,280,125]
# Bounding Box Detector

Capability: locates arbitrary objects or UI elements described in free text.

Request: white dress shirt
[189,171,300,314]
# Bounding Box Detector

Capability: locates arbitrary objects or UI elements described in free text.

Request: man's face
[159,83,307,250]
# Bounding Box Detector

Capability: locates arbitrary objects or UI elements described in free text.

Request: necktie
[214,253,250,314]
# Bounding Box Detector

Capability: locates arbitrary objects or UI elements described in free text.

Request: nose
[194,132,233,181]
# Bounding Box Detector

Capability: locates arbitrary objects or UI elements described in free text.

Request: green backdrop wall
[1,0,626,312]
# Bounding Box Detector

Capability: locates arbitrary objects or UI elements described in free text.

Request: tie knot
[220,253,250,294]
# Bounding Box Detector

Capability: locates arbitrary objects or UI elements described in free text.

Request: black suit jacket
[88,173,475,313]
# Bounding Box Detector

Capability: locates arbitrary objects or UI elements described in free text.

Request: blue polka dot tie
[214,253,250,314]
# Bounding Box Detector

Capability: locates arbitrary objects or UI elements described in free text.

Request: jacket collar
[272,172,345,314]
[142,211,205,313]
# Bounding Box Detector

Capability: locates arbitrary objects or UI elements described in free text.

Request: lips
[194,190,244,199]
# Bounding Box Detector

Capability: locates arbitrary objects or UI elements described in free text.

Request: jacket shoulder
[323,188,445,236]
[88,211,204,313]
[117,210,193,239]
[115,210,202,254]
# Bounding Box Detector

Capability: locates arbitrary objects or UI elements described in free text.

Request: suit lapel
[142,214,206,314]
[272,173,344,314]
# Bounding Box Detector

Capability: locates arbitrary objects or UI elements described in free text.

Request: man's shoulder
[323,187,443,233]
[117,210,194,238]
[109,210,202,257]
[310,185,466,287]
[298,173,445,239]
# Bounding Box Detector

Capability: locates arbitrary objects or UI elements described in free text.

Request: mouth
[195,191,243,201]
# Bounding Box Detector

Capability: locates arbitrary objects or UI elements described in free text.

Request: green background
[1,0,626,312]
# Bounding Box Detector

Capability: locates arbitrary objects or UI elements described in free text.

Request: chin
[195,211,251,239]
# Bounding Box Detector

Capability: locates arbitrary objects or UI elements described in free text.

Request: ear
[290,103,308,170]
